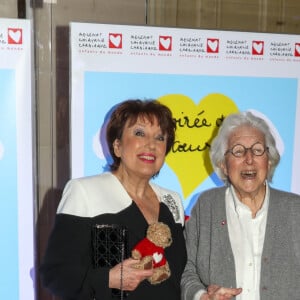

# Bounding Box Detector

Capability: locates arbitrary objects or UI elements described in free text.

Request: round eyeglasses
[225,142,269,158]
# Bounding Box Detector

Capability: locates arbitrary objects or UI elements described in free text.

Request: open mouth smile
[241,170,256,179]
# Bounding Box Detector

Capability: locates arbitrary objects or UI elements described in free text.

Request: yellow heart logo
[158,94,238,199]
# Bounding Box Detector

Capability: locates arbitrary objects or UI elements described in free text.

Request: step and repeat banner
[70,22,300,215]
[0,19,35,300]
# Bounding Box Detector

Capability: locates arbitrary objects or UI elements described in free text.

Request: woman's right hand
[109,258,153,291]
[200,285,242,300]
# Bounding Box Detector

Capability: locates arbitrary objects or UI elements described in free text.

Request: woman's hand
[200,284,242,300]
[109,258,153,291]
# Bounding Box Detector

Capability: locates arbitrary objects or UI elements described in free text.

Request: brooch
[161,194,180,223]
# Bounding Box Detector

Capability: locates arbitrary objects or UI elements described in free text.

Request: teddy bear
[131,222,172,285]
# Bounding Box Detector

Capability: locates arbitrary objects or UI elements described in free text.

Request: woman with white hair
[181,111,300,300]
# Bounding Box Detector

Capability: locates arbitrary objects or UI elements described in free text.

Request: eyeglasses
[225,142,269,158]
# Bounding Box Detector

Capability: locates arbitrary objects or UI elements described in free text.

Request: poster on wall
[0,19,34,300]
[70,22,300,215]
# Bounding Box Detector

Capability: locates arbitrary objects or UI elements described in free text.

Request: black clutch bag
[92,224,129,299]
[92,224,128,268]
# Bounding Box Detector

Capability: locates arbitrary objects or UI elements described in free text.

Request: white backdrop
[0,18,35,300]
[70,22,300,215]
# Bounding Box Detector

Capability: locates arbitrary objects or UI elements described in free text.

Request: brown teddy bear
[131,222,172,285]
